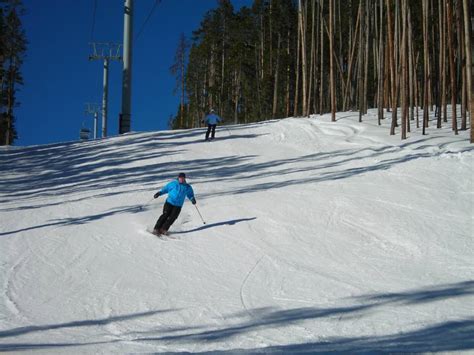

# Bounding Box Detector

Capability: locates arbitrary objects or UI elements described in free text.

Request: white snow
[1,109,473,353]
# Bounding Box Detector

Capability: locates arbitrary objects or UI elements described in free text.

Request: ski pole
[194,205,206,225]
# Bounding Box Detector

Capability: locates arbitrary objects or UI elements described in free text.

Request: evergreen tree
[0,0,27,146]
[0,6,7,143]
[170,33,189,128]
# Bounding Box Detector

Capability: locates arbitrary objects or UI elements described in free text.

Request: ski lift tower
[120,0,133,134]
[84,103,101,139]
[89,42,122,138]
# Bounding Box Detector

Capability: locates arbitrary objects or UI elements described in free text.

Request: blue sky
[16,0,252,146]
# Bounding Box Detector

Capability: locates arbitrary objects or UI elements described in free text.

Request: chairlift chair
[80,127,91,140]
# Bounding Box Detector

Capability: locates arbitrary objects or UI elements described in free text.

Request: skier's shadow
[176,217,257,234]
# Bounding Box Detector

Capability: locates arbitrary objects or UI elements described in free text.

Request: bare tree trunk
[308,0,316,116]
[233,66,241,124]
[299,0,308,117]
[446,0,458,134]
[329,0,336,121]
[294,16,301,117]
[202,67,208,127]
[193,84,198,127]
[456,0,466,130]
[427,0,434,112]
[221,14,226,111]
[422,0,429,135]
[387,0,397,135]
[393,0,401,130]
[209,45,215,109]
[373,1,379,106]
[255,45,263,119]
[437,0,444,127]
[363,0,369,115]
[405,8,411,134]
[342,5,361,111]
[462,0,473,142]
[394,0,399,78]
[357,0,364,122]
[400,0,408,139]
[272,34,281,118]
[260,14,264,81]
[384,40,391,112]
[286,30,291,117]
[415,51,420,128]
[337,0,342,65]
[408,6,414,125]
[313,1,320,114]
[461,63,467,129]
[269,0,273,72]
[377,0,384,125]
[442,0,448,123]
[319,0,325,114]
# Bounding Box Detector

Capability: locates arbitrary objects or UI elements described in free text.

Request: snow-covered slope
[1,109,473,353]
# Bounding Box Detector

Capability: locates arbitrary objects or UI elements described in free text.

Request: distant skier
[203,109,222,141]
[152,173,196,236]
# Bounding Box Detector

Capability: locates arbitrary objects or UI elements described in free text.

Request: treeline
[170,0,473,142]
[0,0,27,146]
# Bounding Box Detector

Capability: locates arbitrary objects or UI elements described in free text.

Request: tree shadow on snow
[0,309,174,351]
[1,122,472,217]
[352,280,474,306]
[129,280,474,353]
[0,281,472,352]
[0,205,144,237]
[189,319,474,353]
[0,310,172,339]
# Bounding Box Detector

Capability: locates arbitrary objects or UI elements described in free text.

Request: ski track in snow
[239,255,267,317]
[3,253,27,320]
[1,110,473,353]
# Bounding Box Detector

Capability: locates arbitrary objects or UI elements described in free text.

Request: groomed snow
[1,108,473,353]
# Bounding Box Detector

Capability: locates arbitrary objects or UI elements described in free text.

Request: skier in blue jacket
[203,109,222,141]
[152,172,196,235]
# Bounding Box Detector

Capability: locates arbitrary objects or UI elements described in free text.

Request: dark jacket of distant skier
[204,110,222,141]
[152,173,195,235]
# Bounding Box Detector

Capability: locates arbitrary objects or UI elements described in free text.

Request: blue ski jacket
[204,113,222,125]
[159,179,195,207]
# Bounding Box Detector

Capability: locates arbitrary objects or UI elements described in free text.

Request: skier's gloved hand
[154,192,160,199]
[191,198,197,205]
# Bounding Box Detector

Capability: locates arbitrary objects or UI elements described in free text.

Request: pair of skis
[145,228,179,241]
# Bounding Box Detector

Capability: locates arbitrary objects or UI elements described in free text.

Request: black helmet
[178,172,186,179]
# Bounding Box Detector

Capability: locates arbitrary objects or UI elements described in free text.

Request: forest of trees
[0,0,27,146]
[170,0,473,142]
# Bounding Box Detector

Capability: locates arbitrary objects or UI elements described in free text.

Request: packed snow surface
[1,110,473,353]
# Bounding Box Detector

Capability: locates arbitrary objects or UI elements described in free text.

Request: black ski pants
[154,201,182,231]
[205,124,217,140]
